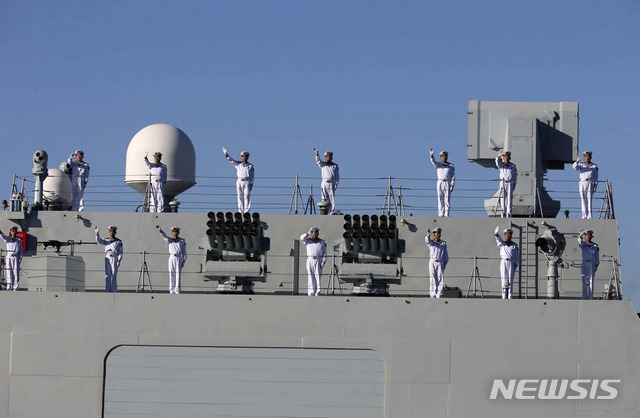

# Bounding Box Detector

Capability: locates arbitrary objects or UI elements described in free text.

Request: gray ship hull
[0,293,637,417]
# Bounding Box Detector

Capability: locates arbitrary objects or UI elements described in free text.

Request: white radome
[124,124,196,198]
[42,168,72,209]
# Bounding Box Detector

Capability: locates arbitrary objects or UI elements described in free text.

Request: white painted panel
[104,346,384,418]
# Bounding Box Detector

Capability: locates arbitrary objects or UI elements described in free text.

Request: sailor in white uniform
[429,149,456,217]
[573,151,599,219]
[300,227,327,296]
[313,148,340,214]
[494,226,519,299]
[222,147,254,213]
[425,227,449,298]
[144,152,167,212]
[0,226,23,291]
[495,150,517,217]
[95,225,123,293]
[67,149,90,211]
[157,225,187,294]
[578,229,599,300]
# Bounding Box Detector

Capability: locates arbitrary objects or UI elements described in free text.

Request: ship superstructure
[0,101,636,418]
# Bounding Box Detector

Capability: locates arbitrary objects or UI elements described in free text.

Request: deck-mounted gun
[338,214,403,295]
[467,101,579,217]
[202,212,269,293]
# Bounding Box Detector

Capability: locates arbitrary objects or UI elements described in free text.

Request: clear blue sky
[1,0,639,305]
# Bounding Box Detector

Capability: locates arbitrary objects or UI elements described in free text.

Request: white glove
[429,148,434,156]
[312,147,318,153]
[308,228,314,235]
[579,229,585,236]
[155,224,161,230]
[497,149,504,157]
[494,226,500,235]
[94,227,99,233]
[70,152,76,159]
[449,186,454,193]
[427,229,431,236]
[222,147,228,155]
[321,261,326,268]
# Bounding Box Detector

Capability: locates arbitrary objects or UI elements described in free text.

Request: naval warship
[0,100,637,418]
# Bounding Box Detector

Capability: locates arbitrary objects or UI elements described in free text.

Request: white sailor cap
[241,151,250,157]
[76,149,84,155]
[324,151,333,157]
[171,226,180,232]
[583,150,592,156]
[432,227,442,233]
[108,225,117,231]
[439,151,448,157]
[503,228,513,234]
[153,151,162,157]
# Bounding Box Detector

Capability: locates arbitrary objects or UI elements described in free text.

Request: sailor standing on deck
[429,149,455,217]
[156,226,187,294]
[495,150,517,217]
[144,152,167,212]
[425,227,449,298]
[95,226,123,293]
[0,226,23,291]
[222,147,254,213]
[67,150,90,211]
[313,148,340,214]
[573,151,599,219]
[578,229,599,300]
[494,226,519,299]
[300,227,327,296]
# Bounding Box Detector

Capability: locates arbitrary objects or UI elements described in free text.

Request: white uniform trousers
[168,255,182,294]
[71,177,85,211]
[579,181,595,219]
[429,260,445,298]
[500,259,517,299]
[321,182,336,214]
[306,258,322,296]
[236,180,251,214]
[436,180,451,217]
[581,260,597,300]
[150,182,165,212]
[5,255,20,291]
[500,181,515,218]
[104,256,118,292]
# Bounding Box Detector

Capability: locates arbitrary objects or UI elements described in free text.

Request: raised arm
[144,155,152,168]
[429,152,438,169]
[156,225,170,243]
[95,228,108,246]
[222,147,239,167]
[494,226,504,246]
[315,150,324,168]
